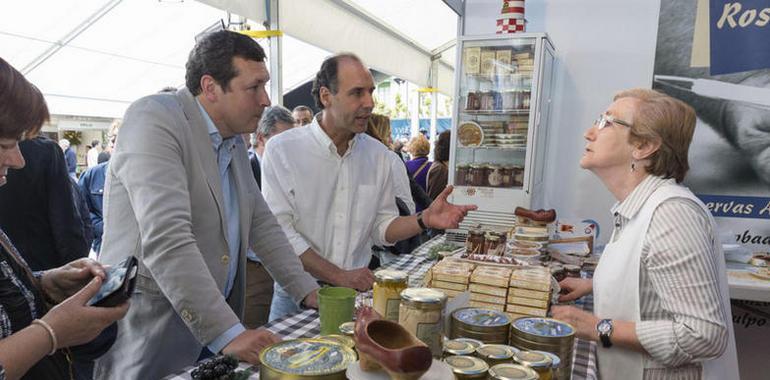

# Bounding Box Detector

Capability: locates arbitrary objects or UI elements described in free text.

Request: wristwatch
[416,212,428,231]
[597,319,613,348]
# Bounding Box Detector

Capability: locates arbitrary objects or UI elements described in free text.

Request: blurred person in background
[243,105,295,329]
[86,140,101,168]
[58,139,77,179]
[427,130,450,200]
[291,105,313,127]
[78,121,121,256]
[404,134,432,209]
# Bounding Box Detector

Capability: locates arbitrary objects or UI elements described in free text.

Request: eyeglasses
[594,113,633,130]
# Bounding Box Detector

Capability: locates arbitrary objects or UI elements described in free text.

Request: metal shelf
[461,109,530,115]
[457,145,527,151]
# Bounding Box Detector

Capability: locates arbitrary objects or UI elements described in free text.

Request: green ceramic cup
[318,287,357,335]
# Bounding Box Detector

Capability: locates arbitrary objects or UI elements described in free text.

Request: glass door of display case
[448,33,555,228]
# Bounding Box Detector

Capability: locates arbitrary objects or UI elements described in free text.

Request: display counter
[727,262,770,302]
[164,235,599,379]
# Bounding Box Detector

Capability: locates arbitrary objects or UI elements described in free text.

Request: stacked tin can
[450,307,512,344]
[509,317,575,380]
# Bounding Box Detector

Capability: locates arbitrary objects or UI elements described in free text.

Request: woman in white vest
[551,88,739,379]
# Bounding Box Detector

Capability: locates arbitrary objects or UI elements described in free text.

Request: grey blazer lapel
[176,88,229,236]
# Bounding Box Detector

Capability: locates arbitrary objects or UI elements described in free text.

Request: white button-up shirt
[261,118,399,270]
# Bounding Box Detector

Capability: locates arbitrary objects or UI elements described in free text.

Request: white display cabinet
[448,33,556,235]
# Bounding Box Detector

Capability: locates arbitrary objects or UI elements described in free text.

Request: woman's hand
[40,258,107,303]
[557,277,593,302]
[550,305,599,341]
[41,276,129,349]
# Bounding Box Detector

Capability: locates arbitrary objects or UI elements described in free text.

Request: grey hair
[257,105,295,138]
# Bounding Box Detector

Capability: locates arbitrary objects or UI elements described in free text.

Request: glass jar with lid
[456,164,470,186]
[512,166,524,186]
[564,265,581,278]
[488,364,539,380]
[443,339,476,358]
[373,269,408,321]
[485,234,503,256]
[469,164,486,187]
[398,288,448,357]
[466,228,486,255]
[475,344,517,367]
[445,355,489,380]
[487,164,504,187]
[513,350,553,380]
[501,165,515,187]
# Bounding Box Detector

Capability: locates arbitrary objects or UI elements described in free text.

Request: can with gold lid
[488,363,539,380]
[513,351,553,380]
[443,339,476,357]
[373,269,408,321]
[314,334,355,350]
[475,344,518,367]
[451,307,511,335]
[399,288,447,357]
[444,355,489,380]
[259,338,356,380]
[455,337,484,350]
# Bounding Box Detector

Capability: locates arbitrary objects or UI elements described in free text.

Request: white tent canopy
[1,0,457,119]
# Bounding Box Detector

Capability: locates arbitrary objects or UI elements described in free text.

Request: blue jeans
[268,284,301,322]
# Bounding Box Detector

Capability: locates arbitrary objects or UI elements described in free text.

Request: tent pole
[265,0,283,106]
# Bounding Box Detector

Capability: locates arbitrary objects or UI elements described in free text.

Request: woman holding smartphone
[0,57,129,380]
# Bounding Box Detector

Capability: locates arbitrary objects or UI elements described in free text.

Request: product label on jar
[416,322,443,356]
[385,299,400,321]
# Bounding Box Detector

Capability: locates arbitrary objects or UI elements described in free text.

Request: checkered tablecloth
[166,236,598,379]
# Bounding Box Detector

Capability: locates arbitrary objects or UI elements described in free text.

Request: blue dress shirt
[196,100,245,354]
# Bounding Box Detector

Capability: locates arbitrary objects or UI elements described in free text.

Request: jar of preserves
[466,228,486,255]
[512,166,524,186]
[373,269,408,321]
[550,265,566,282]
[443,339,476,358]
[487,164,503,187]
[513,351,553,380]
[564,265,581,279]
[522,90,532,109]
[485,234,503,256]
[488,364,539,380]
[399,288,447,357]
[445,355,489,380]
[481,92,494,110]
[469,164,486,186]
[466,92,479,110]
[501,165,515,187]
[475,344,517,367]
[456,164,470,186]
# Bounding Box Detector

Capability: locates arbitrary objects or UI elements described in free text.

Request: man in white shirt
[86,139,101,168]
[262,53,476,320]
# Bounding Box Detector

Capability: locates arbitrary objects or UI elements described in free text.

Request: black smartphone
[87,256,138,307]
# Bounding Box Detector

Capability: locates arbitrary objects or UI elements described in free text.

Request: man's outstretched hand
[422,185,477,229]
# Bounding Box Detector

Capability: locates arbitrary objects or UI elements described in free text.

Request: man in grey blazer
[93,31,319,379]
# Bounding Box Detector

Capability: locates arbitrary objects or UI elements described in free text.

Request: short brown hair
[366,114,391,146]
[614,88,695,183]
[408,134,430,157]
[0,57,48,139]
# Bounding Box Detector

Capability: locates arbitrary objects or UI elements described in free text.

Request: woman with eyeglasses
[0,57,129,380]
[551,88,739,380]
